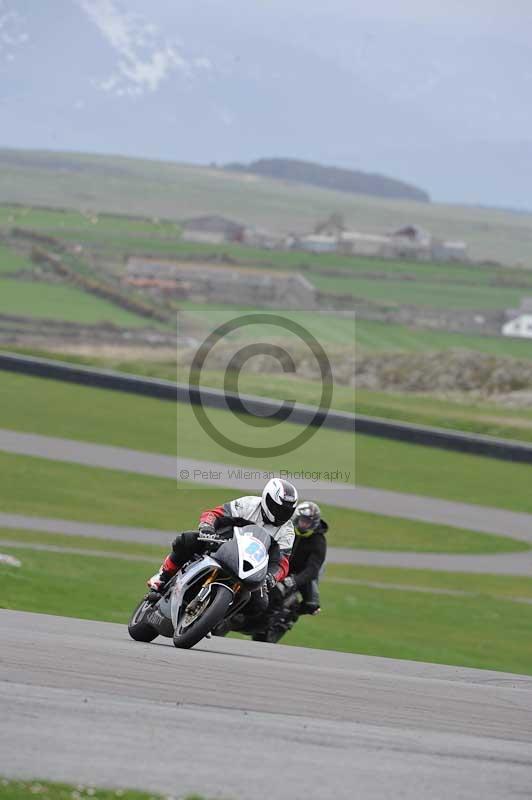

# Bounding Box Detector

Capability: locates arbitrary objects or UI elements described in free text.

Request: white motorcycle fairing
[169,525,270,630]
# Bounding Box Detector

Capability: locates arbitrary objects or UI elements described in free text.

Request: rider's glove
[198,521,216,539]
[264,572,277,591]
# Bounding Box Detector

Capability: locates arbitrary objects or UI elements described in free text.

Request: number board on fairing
[245,539,267,565]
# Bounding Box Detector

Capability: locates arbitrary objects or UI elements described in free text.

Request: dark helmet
[261,478,298,526]
[294,501,321,537]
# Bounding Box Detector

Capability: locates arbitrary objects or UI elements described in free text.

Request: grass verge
[0,779,205,800]
[2,549,532,675]
[0,528,164,557]
[0,456,528,554]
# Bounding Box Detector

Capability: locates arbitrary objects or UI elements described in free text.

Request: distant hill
[1,148,532,264]
[224,158,430,203]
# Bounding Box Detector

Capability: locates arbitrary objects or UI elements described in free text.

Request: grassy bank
[0,779,205,800]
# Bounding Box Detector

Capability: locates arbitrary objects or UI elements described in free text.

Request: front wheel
[173,584,233,649]
[128,597,159,642]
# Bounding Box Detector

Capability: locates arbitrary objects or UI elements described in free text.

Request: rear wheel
[128,597,159,642]
[173,585,233,649]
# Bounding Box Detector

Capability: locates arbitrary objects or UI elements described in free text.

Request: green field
[2,546,532,674]
[354,318,532,358]
[311,273,526,310]
[0,243,33,275]
[0,204,181,238]
[182,305,532,359]
[0,279,151,327]
[10,347,532,444]
[178,304,356,344]
[179,302,532,357]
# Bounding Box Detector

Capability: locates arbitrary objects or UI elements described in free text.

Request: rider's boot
[147,554,178,593]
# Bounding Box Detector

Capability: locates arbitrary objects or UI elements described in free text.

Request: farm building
[390,225,432,259]
[181,215,246,244]
[296,222,468,261]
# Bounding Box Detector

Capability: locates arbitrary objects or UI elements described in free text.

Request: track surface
[3,511,532,575]
[1,611,532,800]
[2,428,532,540]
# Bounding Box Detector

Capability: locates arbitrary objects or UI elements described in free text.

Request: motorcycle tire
[128,597,159,642]
[173,584,233,649]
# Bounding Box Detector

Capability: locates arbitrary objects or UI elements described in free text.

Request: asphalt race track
[1,610,532,800]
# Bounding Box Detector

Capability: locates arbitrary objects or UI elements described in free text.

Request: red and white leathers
[147,495,295,591]
[200,495,295,582]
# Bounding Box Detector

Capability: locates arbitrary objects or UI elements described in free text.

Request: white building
[502,314,532,338]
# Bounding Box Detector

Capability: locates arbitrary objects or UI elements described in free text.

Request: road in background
[2,512,532,575]
[2,428,532,541]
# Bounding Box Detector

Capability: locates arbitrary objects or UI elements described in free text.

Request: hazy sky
[1,0,531,208]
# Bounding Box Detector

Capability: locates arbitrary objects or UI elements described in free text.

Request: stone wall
[125,258,318,309]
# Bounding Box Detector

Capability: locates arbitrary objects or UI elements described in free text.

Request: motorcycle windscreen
[215,525,271,584]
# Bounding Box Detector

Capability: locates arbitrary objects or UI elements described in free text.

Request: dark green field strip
[0,279,150,327]
[7,347,532,446]
[311,273,526,311]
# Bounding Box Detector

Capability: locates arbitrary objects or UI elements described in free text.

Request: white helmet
[261,478,298,525]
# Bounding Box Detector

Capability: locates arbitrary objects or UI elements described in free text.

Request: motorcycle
[250,591,301,643]
[128,524,272,649]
